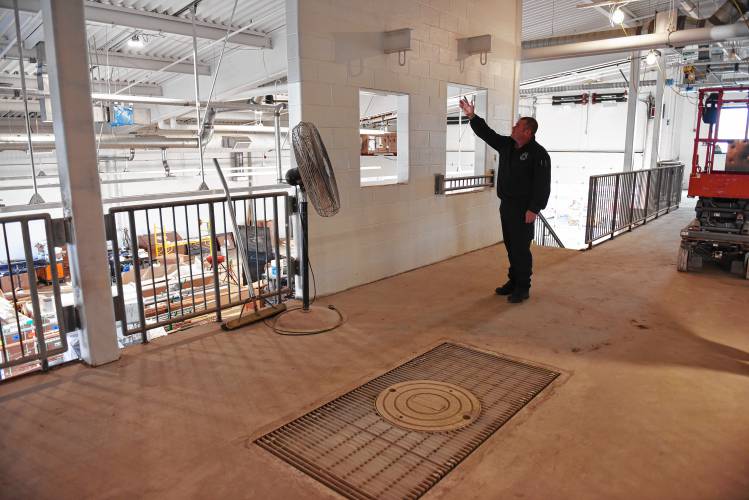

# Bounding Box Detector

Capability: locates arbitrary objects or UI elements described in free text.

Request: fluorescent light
[360,128,387,135]
[128,34,145,49]
[611,7,625,24]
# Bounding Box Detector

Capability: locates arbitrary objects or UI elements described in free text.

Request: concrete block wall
[286,0,521,295]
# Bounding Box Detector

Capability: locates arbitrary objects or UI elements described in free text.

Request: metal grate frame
[256,343,559,500]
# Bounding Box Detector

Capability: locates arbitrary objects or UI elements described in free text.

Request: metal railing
[0,214,69,379]
[434,169,495,194]
[534,213,565,248]
[106,191,295,343]
[585,162,684,248]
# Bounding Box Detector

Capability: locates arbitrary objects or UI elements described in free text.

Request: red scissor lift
[679,86,749,278]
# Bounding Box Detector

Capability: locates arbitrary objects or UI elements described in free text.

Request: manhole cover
[375,380,481,432]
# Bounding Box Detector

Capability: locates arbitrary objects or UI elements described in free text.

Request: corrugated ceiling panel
[523,0,611,40]
[522,0,729,41]
[79,0,285,84]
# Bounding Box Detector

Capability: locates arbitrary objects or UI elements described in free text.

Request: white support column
[623,51,640,171]
[649,55,665,169]
[40,0,119,366]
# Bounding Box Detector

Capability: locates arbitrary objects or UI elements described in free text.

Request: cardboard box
[0,272,31,292]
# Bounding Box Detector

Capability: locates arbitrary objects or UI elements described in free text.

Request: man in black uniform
[459,97,551,304]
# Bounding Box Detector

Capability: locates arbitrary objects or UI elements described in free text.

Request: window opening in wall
[446,83,488,179]
[698,106,749,172]
[359,89,409,187]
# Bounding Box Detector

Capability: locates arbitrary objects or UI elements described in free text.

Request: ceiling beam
[0,76,163,95]
[0,0,272,48]
[88,51,211,76]
[0,44,210,75]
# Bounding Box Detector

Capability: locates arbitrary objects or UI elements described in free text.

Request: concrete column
[649,55,665,169]
[623,51,640,171]
[40,0,120,366]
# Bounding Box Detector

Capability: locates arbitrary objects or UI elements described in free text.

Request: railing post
[434,173,445,195]
[208,203,222,323]
[127,211,148,344]
[285,194,294,293]
[628,172,637,230]
[21,221,48,369]
[105,213,127,330]
[643,169,652,222]
[585,176,597,248]
[654,168,663,217]
[610,174,620,239]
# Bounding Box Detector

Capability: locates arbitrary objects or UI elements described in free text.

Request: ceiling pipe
[520,80,657,95]
[522,22,749,61]
[522,0,747,58]
[156,122,289,134]
[0,87,282,112]
[273,103,287,183]
[0,134,199,151]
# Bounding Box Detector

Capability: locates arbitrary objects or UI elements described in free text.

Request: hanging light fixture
[611,7,625,25]
[128,34,145,49]
[645,49,659,66]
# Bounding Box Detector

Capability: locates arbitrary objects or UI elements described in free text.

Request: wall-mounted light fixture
[384,28,413,66]
[458,35,492,66]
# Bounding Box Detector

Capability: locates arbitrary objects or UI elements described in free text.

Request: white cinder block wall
[286,0,521,295]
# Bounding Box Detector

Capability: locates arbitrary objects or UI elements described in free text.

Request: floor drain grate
[256,343,559,500]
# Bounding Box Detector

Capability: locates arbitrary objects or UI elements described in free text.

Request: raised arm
[459,97,512,151]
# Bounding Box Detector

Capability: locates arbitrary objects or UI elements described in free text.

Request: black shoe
[507,290,530,303]
[495,281,515,295]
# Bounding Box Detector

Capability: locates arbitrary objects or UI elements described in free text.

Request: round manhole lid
[375,380,481,432]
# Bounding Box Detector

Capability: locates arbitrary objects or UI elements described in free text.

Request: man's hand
[459,97,475,119]
[525,210,537,224]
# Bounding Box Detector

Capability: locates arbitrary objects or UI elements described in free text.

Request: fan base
[271,302,343,335]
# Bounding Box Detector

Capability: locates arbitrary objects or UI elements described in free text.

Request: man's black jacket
[469,115,551,214]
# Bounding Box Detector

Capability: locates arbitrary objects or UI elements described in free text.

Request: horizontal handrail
[434,169,495,195]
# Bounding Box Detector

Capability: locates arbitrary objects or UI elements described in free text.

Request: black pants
[500,200,534,290]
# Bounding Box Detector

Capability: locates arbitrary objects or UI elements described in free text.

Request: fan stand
[268,189,344,335]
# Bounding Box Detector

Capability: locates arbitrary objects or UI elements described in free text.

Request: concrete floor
[1,204,748,500]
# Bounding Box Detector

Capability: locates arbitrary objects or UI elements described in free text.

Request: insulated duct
[0,134,199,151]
[522,22,749,61]
[156,123,289,134]
[520,80,657,95]
[522,0,749,61]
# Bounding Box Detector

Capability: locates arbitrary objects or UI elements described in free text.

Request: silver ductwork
[520,80,657,95]
[199,106,216,145]
[522,0,749,61]
[0,134,199,151]
[156,123,289,134]
[523,22,749,61]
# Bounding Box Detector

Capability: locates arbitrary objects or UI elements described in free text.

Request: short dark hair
[520,116,538,135]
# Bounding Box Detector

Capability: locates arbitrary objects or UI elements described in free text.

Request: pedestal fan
[270,121,344,335]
